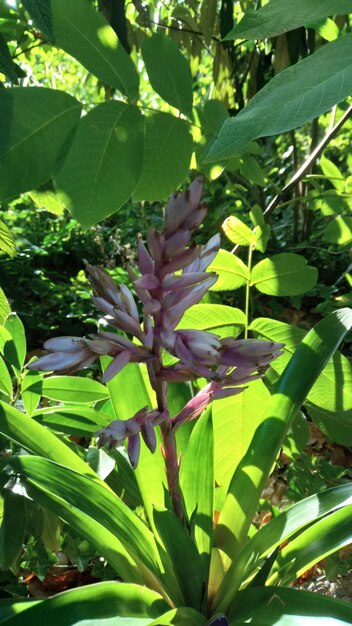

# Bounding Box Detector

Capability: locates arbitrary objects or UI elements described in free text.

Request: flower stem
[244,245,254,339]
[149,348,185,523]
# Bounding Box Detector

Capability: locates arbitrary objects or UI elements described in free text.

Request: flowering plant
[0,181,351,625]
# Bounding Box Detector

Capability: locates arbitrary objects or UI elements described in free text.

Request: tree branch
[264,104,352,217]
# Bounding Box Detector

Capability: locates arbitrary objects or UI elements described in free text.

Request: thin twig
[264,104,352,218]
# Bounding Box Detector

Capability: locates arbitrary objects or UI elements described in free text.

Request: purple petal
[147,229,163,264]
[119,284,140,322]
[137,239,154,275]
[102,351,131,382]
[160,246,201,276]
[28,350,95,371]
[212,386,246,400]
[128,433,141,469]
[184,234,221,273]
[134,274,160,290]
[43,337,87,353]
[164,177,204,236]
[163,229,191,259]
[141,421,157,453]
[162,272,213,291]
[113,310,143,339]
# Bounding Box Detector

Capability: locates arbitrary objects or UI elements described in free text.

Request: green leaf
[215,309,352,563]
[4,313,26,373]
[142,33,193,116]
[29,187,65,216]
[132,112,193,201]
[250,318,352,437]
[0,87,82,201]
[24,0,139,99]
[21,0,54,40]
[176,304,246,338]
[0,33,19,83]
[0,581,168,626]
[0,355,12,398]
[26,481,143,583]
[312,17,340,42]
[0,488,26,571]
[269,504,352,586]
[222,216,256,246]
[33,406,111,436]
[28,375,108,403]
[251,253,318,296]
[7,456,172,599]
[54,101,144,227]
[0,400,98,477]
[208,249,249,291]
[213,380,271,502]
[213,483,352,613]
[205,33,352,161]
[0,287,11,325]
[0,219,16,257]
[320,154,345,192]
[224,0,352,40]
[230,586,352,625]
[149,608,207,626]
[153,507,204,610]
[21,369,43,415]
[180,407,214,584]
[323,216,352,246]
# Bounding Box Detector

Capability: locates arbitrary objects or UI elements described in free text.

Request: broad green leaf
[21,369,43,415]
[0,287,11,324]
[269,504,352,586]
[55,101,144,227]
[21,0,54,40]
[24,0,139,99]
[4,313,26,373]
[176,304,246,338]
[251,253,318,296]
[26,481,142,583]
[222,216,256,246]
[240,154,266,187]
[0,33,19,83]
[320,154,345,192]
[142,33,193,116]
[7,456,174,600]
[102,359,166,529]
[0,598,40,623]
[215,309,352,563]
[28,375,108,403]
[0,582,168,626]
[213,483,352,613]
[250,317,352,437]
[149,608,207,626]
[208,249,249,291]
[230,586,352,626]
[132,112,193,202]
[0,400,97,477]
[0,355,12,398]
[212,380,271,504]
[307,404,352,446]
[0,87,82,201]
[0,488,26,570]
[205,33,352,161]
[180,407,214,583]
[153,507,204,610]
[0,219,16,257]
[323,216,352,246]
[33,406,110,436]
[224,0,352,40]
[313,17,340,42]
[29,187,65,215]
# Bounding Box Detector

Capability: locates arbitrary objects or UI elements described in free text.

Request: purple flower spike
[28,336,97,372]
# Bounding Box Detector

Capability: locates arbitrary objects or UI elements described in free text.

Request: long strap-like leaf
[215,308,352,562]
